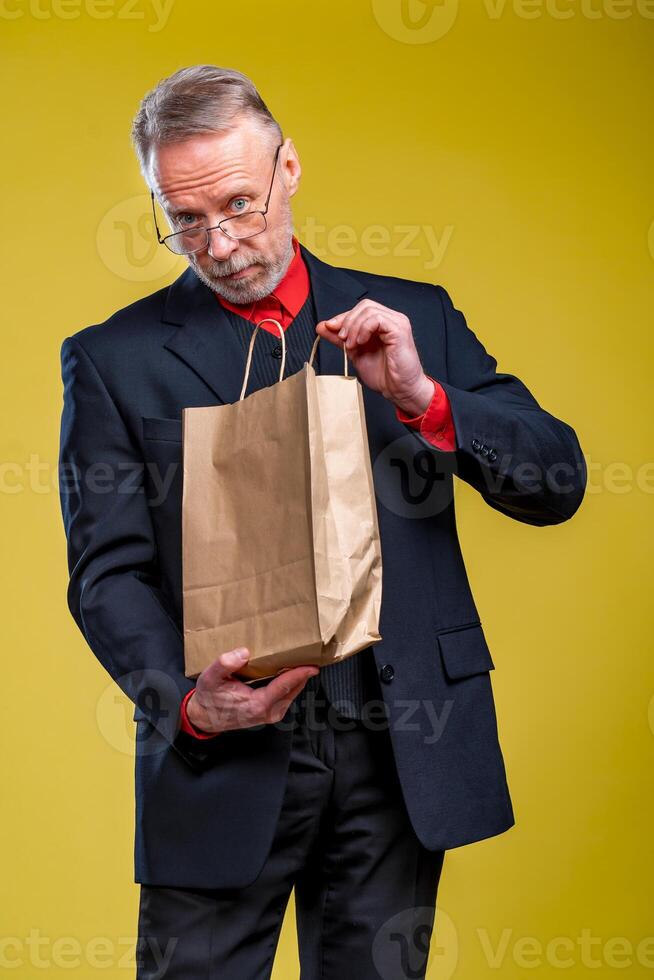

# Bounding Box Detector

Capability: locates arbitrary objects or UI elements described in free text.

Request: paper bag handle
[308,335,349,377]
[240,318,287,401]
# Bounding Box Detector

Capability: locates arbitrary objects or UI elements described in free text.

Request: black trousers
[136,679,445,979]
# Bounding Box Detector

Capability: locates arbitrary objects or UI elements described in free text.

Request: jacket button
[379,664,394,684]
[471,438,481,452]
[271,344,283,359]
[480,444,489,457]
[488,449,497,462]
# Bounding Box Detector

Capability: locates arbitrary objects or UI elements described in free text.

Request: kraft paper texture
[181,357,382,681]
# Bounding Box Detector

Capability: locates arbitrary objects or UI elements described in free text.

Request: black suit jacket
[58,243,586,888]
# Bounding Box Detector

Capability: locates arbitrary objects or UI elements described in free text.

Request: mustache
[202,251,270,278]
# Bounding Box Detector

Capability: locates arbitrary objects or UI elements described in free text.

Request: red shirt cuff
[179,688,220,739]
[395,376,457,452]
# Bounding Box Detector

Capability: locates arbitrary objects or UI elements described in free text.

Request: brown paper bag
[181,319,383,681]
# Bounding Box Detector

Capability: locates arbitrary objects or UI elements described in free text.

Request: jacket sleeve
[406,286,587,527]
[58,335,214,770]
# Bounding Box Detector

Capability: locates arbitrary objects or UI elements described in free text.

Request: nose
[207,226,239,262]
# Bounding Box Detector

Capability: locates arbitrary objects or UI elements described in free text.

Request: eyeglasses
[151,142,283,255]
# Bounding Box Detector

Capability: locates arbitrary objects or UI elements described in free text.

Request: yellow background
[2,0,652,976]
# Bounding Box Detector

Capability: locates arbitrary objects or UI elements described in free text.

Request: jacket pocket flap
[142,416,182,442]
[437,623,495,680]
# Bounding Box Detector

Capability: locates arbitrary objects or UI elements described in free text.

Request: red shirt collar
[214,235,309,329]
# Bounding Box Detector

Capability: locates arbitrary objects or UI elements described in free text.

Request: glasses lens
[164,228,208,255]
[221,212,267,240]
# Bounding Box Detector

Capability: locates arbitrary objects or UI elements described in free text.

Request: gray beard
[189,236,295,305]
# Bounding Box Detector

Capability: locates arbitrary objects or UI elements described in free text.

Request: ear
[280,137,302,197]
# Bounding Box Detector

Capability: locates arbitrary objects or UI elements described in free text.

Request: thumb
[206,647,250,683]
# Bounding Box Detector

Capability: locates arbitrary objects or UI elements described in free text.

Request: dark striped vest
[221,289,381,719]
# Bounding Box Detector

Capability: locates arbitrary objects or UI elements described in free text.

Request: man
[58,65,586,979]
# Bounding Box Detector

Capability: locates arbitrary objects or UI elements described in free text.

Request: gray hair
[131,64,283,181]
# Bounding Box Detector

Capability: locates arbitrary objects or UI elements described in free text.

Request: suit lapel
[162,269,246,404]
[161,243,368,403]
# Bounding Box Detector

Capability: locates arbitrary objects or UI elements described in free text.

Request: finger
[320,317,357,351]
[347,310,404,350]
[316,314,346,332]
[263,679,313,723]
[316,301,372,337]
[325,299,384,324]
[315,314,352,339]
[315,317,353,347]
[314,321,345,349]
[345,315,380,350]
[257,666,319,709]
[334,304,394,348]
[268,665,319,695]
[204,647,252,684]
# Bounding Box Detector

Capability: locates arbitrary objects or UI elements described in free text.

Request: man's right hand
[185,648,320,735]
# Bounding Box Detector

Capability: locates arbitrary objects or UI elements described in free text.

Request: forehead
[150,120,271,204]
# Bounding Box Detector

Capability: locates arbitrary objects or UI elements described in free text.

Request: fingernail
[338,328,347,338]
[235,648,249,660]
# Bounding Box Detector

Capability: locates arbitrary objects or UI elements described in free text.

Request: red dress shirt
[179,236,457,737]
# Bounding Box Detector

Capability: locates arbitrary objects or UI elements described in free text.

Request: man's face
[150,116,300,304]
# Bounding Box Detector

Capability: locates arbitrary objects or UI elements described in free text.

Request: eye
[178,213,199,227]
[230,197,250,213]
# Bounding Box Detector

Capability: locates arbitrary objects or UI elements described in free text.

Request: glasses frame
[150,141,283,255]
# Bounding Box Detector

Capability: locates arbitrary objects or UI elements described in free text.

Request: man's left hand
[315,299,435,417]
